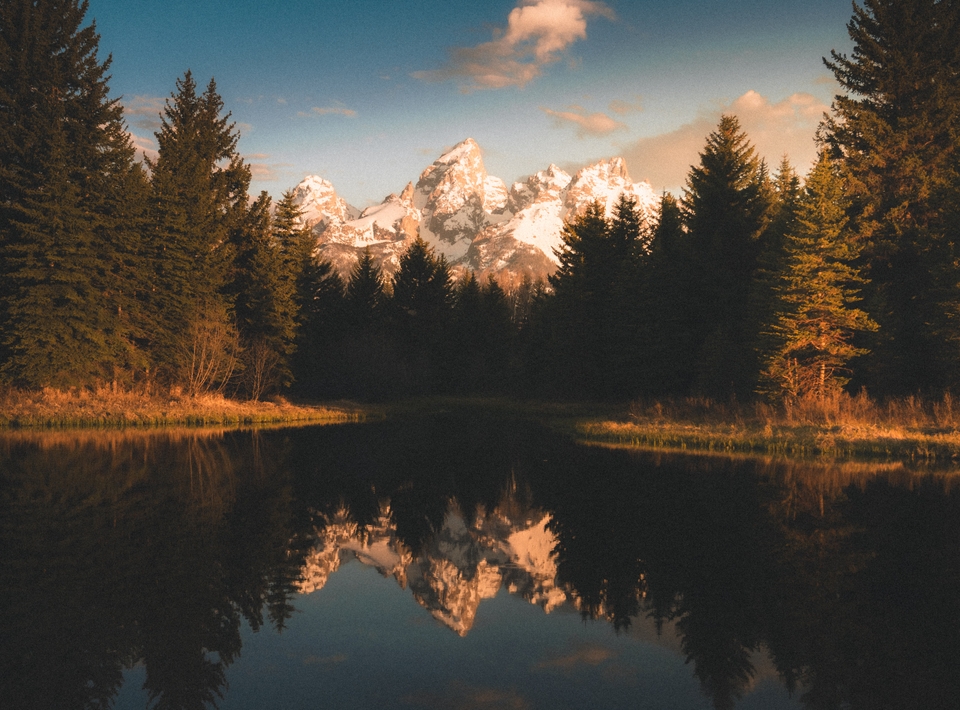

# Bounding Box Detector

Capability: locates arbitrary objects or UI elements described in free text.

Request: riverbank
[574,394,960,464]
[0,387,364,428]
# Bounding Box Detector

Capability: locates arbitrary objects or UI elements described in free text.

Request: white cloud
[542,105,626,137]
[296,104,357,118]
[413,0,614,91]
[620,90,830,192]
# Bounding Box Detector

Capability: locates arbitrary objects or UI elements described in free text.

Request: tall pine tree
[681,115,771,397]
[822,0,960,393]
[0,0,145,387]
[146,71,250,389]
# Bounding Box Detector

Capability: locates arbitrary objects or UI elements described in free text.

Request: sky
[86,0,856,208]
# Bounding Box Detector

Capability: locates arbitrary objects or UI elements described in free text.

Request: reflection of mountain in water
[299,497,568,635]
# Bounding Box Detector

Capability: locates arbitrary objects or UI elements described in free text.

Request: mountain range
[290,138,660,286]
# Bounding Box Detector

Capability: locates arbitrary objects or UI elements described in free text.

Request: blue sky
[87,0,855,207]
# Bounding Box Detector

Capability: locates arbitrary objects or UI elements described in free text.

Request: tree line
[2,0,959,402]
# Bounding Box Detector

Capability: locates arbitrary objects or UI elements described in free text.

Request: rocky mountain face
[290,138,659,286]
[297,498,570,636]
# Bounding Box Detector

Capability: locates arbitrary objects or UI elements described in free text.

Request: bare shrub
[242,339,282,402]
[179,302,241,397]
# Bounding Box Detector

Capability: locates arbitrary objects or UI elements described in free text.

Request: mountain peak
[436,137,482,165]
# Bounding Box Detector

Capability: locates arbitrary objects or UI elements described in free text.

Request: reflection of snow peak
[289,138,658,284]
[297,500,567,635]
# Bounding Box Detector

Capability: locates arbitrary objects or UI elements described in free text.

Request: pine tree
[292,254,345,397]
[639,192,695,394]
[822,0,960,392]
[544,202,608,395]
[390,237,453,394]
[231,192,301,399]
[760,154,878,399]
[345,248,386,328]
[146,71,250,388]
[0,0,145,387]
[681,115,771,397]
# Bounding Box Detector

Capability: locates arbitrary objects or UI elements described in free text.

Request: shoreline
[0,388,368,429]
[6,390,960,468]
[573,419,960,466]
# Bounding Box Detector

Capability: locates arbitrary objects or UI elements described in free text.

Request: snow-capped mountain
[290,138,659,284]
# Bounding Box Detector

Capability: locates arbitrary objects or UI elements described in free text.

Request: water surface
[1,412,957,709]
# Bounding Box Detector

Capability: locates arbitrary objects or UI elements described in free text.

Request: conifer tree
[681,115,771,397]
[760,154,878,399]
[639,192,695,394]
[822,0,960,392]
[345,248,386,328]
[547,202,610,395]
[146,71,250,386]
[390,237,453,393]
[391,237,453,321]
[292,254,345,397]
[230,192,301,398]
[0,0,145,387]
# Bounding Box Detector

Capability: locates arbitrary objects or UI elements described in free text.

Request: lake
[1,410,958,709]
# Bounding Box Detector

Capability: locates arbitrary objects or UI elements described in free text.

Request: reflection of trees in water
[300,418,960,710]
[0,429,306,710]
[3,420,958,710]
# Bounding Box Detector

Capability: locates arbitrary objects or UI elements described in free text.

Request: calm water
[1,411,958,710]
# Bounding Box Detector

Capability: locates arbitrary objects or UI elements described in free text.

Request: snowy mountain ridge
[290,138,659,285]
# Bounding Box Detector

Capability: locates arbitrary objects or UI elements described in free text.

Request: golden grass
[0,385,365,429]
[576,391,960,465]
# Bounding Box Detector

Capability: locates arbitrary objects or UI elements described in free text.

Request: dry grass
[0,385,364,429]
[577,391,960,464]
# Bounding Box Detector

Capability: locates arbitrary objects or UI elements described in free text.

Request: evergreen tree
[146,71,250,387]
[681,115,771,397]
[391,237,453,321]
[231,192,301,399]
[822,0,960,392]
[759,154,878,399]
[292,254,346,397]
[345,248,386,328]
[639,192,694,394]
[390,237,453,394]
[0,0,145,387]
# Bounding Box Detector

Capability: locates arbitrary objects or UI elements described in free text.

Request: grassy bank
[572,392,960,464]
[0,386,366,428]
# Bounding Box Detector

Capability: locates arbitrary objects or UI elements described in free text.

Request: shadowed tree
[681,115,771,397]
[0,0,147,386]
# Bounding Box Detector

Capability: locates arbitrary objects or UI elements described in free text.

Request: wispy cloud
[608,95,643,115]
[244,153,292,183]
[296,103,358,118]
[542,105,626,137]
[123,95,165,133]
[413,0,614,91]
[620,90,830,192]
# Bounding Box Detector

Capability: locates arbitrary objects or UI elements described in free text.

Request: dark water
[1,412,958,710]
